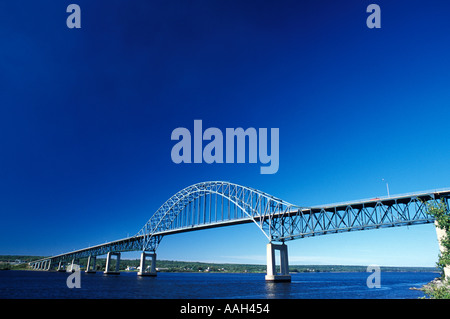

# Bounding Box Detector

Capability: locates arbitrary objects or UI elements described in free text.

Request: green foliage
[421,282,450,299]
[0,263,11,270]
[422,198,450,299]
[428,200,450,232]
[426,199,450,275]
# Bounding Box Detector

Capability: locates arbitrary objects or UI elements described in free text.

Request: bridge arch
[135,181,300,251]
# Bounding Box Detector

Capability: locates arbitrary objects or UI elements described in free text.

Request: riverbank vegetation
[420,278,450,299]
[421,199,450,299]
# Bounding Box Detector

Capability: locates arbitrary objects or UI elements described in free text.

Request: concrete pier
[104,252,121,275]
[138,251,157,276]
[85,255,97,273]
[265,242,291,282]
[57,261,66,272]
[68,259,80,272]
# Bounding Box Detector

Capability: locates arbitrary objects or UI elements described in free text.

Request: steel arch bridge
[30,181,450,281]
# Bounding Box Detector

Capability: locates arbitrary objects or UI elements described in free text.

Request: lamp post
[382,178,390,198]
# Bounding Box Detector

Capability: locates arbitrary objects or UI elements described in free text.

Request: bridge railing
[310,187,450,209]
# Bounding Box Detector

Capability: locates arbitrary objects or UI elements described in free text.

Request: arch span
[135,181,300,251]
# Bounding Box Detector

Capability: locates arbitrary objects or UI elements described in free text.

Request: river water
[0,270,438,299]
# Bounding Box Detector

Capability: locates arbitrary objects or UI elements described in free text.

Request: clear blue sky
[1,0,450,267]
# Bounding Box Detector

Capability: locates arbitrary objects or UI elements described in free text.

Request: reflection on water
[265,281,292,298]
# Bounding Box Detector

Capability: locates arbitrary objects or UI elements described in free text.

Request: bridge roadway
[29,182,450,282]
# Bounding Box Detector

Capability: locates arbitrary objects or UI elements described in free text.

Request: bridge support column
[265,243,291,282]
[435,221,450,280]
[85,256,96,273]
[138,252,157,276]
[46,259,52,271]
[104,252,121,275]
[57,261,66,272]
[69,259,81,272]
[69,259,75,272]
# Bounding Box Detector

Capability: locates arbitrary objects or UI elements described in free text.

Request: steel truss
[269,192,450,241]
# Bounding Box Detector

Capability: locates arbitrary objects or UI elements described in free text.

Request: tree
[426,199,450,278]
[422,198,450,299]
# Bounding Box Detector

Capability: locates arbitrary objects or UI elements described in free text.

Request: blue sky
[1,0,450,267]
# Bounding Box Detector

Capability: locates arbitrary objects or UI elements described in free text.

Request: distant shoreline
[0,255,439,273]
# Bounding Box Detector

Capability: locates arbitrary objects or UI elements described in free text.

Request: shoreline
[0,256,440,274]
[410,276,450,299]
[2,268,441,275]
